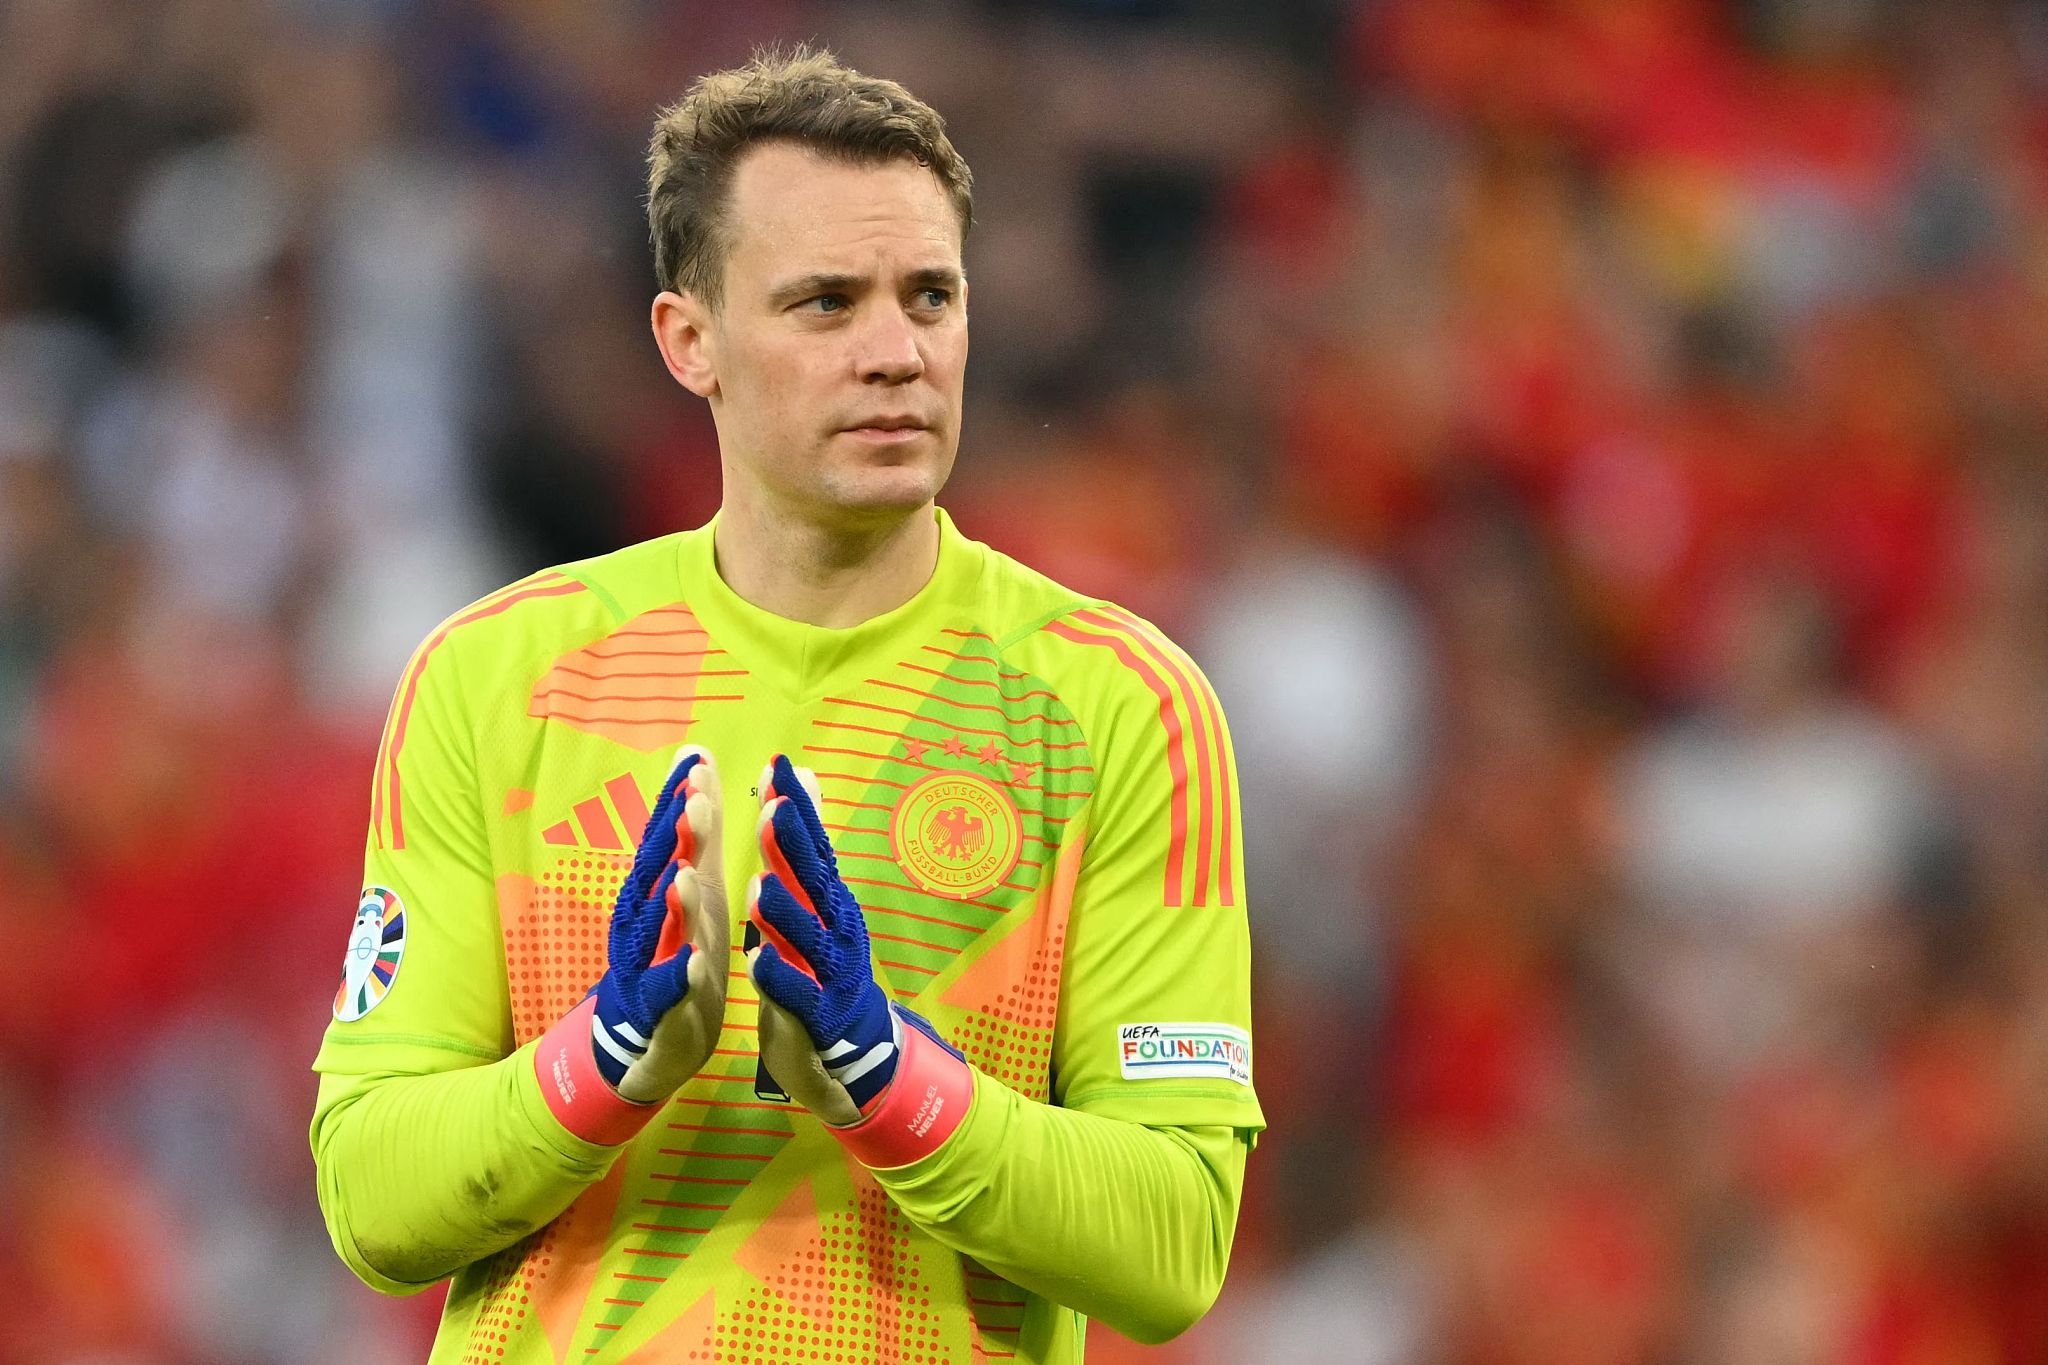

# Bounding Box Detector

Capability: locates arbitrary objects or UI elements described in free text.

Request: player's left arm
[748,699,1261,1344]
[864,1076,1248,1344]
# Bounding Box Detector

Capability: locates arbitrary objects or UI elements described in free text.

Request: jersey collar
[677,506,982,704]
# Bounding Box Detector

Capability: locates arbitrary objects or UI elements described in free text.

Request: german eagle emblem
[927,804,985,860]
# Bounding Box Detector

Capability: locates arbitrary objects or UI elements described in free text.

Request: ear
[652,290,719,399]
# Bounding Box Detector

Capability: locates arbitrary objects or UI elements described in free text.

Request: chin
[819,455,951,518]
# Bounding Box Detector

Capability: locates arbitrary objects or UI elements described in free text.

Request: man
[312,47,1262,1363]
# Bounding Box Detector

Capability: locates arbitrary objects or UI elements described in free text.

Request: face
[654,142,968,528]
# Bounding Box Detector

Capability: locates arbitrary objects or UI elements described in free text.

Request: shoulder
[1013,600,1230,769]
[952,528,1230,761]
[970,553,1241,909]
[939,519,1088,643]
[397,531,697,702]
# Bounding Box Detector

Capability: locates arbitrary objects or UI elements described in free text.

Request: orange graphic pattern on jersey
[800,629,1094,1028]
[464,1203,582,1365]
[496,859,617,1047]
[529,604,744,753]
[461,1163,641,1364]
[596,1053,799,1343]
[941,830,1082,1100]
[617,1290,716,1362]
[462,1242,532,1364]
[732,1177,833,1331]
[712,1169,950,1362]
[543,1163,630,1360]
[935,826,1084,1357]
[499,745,818,1352]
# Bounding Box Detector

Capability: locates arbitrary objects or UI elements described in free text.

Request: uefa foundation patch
[890,771,1022,901]
[334,887,407,1022]
[1117,1023,1252,1086]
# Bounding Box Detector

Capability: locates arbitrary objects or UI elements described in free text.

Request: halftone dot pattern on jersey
[730,1177,833,1330]
[463,1226,555,1363]
[500,855,622,1045]
[528,603,745,754]
[943,902,1070,1100]
[715,1175,947,1361]
[467,1161,629,1360]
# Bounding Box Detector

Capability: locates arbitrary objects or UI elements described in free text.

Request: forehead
[723,142,960,282]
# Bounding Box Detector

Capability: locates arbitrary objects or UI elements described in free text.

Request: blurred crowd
[5,0,2048,1361]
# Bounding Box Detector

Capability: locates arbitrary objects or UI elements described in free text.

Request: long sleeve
[869,1070,1249,1345]
[312,586,645,1294]
[311,1045,624,1293]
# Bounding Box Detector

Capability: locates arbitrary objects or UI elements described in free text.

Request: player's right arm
[309,607,726,1293]
[312,1052,620,1292]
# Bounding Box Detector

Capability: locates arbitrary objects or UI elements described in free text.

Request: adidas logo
[538,772,656,850]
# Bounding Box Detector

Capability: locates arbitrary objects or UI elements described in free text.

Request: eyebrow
[767,266,964,308]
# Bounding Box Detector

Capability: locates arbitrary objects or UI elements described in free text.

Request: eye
[913,287,952,310]
[801,294,848,314]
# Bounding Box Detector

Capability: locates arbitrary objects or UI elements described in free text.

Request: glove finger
[653,860,691,965]
[757,796,825,921]
[753,873,830,975]
[767,755,833,863]
[622,749,702,901]
[793,763,825,810]
[769,794,848,917]
[679,755,723,882]
[671,800,695,868]
[645,755,698,864]
[749,942,826,1021]
[662,748,710,860]
[637,942,694,1020]
[748,880,823,991]
[667,746,709,791]
[609,856,674,970]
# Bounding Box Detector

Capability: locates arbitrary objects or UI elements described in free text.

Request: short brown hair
[645,46,975,308]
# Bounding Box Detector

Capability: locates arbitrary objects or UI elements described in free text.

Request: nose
[855,305,924,385]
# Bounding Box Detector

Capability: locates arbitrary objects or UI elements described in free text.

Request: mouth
[840,418,930,444]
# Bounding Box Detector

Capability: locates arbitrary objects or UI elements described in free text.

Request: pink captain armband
[533,996,664,1146]
[826,1018,975,1168]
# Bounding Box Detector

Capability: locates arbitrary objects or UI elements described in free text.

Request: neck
[712,498,941,628]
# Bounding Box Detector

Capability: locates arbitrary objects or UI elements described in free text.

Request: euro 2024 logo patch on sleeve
[334,887,407,1022]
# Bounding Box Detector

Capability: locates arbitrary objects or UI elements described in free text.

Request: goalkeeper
[311,45,1261,1364]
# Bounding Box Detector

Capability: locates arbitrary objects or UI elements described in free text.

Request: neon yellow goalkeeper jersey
[313,508,1262,1362]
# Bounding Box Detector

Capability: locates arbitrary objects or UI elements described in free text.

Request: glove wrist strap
[535,996,664,1146]
[826,1019,973,1168]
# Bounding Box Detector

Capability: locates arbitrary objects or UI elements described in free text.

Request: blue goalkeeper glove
[747,755,963,1133]
[539,748,728,1120]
